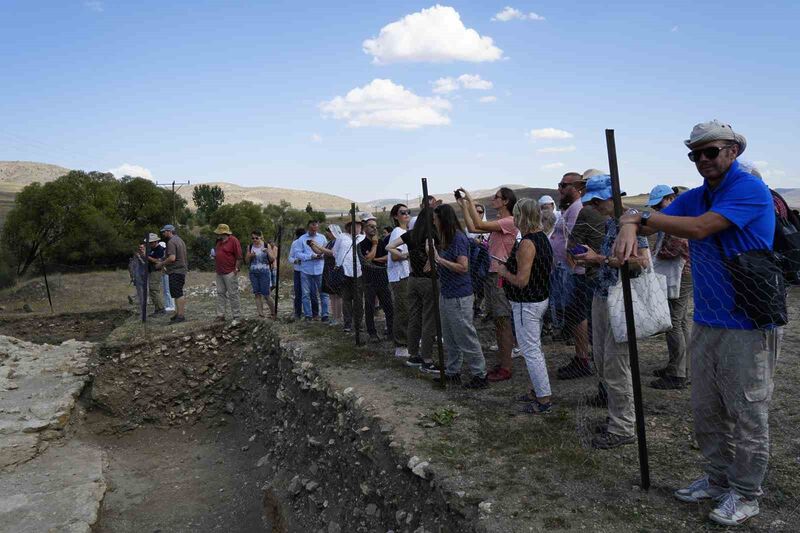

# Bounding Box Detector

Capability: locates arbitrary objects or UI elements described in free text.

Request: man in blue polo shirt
[296,220,329,321]
[614,120,781,527]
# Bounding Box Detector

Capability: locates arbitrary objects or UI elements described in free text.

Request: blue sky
[1,1,797,201]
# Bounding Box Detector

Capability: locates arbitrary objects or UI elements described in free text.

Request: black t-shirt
[147,243,165,273]
[504,232,553,303]
[400,229,438,278]
[359,237,389,285]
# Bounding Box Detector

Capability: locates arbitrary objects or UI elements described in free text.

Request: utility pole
[155,179,191,225]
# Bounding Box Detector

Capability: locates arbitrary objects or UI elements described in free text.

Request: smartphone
[568,245,588,256]
[306,240,313,246]
[490,254,507,265]
[454,189,463,200]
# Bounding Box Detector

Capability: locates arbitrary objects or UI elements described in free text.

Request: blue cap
[160,224,176,232]
[646,184,674,207]
[581,175,624,203]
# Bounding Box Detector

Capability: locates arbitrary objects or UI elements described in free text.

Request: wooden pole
[605,129,650,490]
[38,252,53,314]
[421,179,446,388]
[351,203,362,346]
[273,225,283,318]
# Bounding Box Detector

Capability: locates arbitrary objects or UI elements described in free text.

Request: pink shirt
[488,216,518,273]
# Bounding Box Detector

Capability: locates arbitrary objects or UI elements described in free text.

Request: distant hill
[177,182,363,214]
[0,161,71,191]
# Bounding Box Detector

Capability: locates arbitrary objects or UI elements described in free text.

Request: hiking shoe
[463,375,489,389]
[321,316,329,323]
[433,373,461,386]
[172,316,186,323]
[709,491,759,526]
[486,367,512,382]
[557,357,594,380]
[591,431,635,449]
[405,356,424,367]
[520,401,552,414]
[650,375,688,390]
[675,474,728,503]
[394,347,410,358]
[419,362,442,374]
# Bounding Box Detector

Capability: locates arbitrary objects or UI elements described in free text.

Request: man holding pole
[613,120,782,526]
[158,224,188,323]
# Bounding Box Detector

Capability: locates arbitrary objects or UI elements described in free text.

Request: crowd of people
[128,120,797,527]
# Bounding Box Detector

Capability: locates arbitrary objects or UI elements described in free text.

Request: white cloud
[537,145,576,153]
[528,128,574,140]
[109,163,154,181]
[432,77,460,94]
[432,73,493,94]
[363,5,503,64]
[457,73,492,90]
[310,133,322,143]
[479,95,497,103]
[320,79,451,130]
[541,162,565,170]
[84,1,104,12]
[492,7,545,22]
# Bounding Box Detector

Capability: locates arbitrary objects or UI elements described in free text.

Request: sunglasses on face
[687,144,734,162]
[398,210,410,215]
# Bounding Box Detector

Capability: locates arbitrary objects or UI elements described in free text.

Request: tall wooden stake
[274,225,283,318]
[421,178,446,388]
[605,129,650,490]
[38,252,53,314]
[351,203,362,346]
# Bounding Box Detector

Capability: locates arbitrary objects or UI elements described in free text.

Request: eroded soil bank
[86,320,472,532]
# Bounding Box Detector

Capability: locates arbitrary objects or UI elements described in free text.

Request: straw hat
[213,223,232,235]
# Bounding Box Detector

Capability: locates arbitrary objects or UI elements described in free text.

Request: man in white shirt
[287,227,308,319]
[330,221,364,332]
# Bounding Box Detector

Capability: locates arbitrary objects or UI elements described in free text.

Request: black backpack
[771,189,800,285]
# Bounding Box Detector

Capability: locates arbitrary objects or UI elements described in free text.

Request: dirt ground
[0,310,130,344]
[1,270,798,531]
[79,410,268,533]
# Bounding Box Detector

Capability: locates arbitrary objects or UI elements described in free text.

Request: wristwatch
[640,211,652,226]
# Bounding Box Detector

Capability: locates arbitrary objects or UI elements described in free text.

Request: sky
[1,1,798,202]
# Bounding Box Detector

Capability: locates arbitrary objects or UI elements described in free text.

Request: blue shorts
[249,270,271,296]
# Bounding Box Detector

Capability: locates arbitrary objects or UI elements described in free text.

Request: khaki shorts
[485,273,512,319]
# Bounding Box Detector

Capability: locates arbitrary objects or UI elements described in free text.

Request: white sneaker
[709,490,759,526]
[394,347,410,358]
[512,347,521,358]
[489,344,498,351]
[674,474,728,503]
[165,307,175,312]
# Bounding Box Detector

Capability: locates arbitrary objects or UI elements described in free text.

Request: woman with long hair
[386,207,437,369]
[386,204,412,357]
[458,187,519,382]
[497,199,554,412]
[433,204,488,388]
[245,229,275,318]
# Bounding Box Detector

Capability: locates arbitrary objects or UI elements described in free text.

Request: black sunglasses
[397,209,410,215]
[688,144,734,162]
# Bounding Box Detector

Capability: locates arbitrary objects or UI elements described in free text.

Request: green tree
[210,201,271,245]
[192,184,225,220]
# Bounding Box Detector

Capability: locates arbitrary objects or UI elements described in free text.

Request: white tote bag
[606,264,672,344]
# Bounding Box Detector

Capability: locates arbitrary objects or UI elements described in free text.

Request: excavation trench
[83,320,473,532]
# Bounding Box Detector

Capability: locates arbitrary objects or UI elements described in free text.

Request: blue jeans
[293,270,304,318]
[301,273,329,318]
[162,273,174,309]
